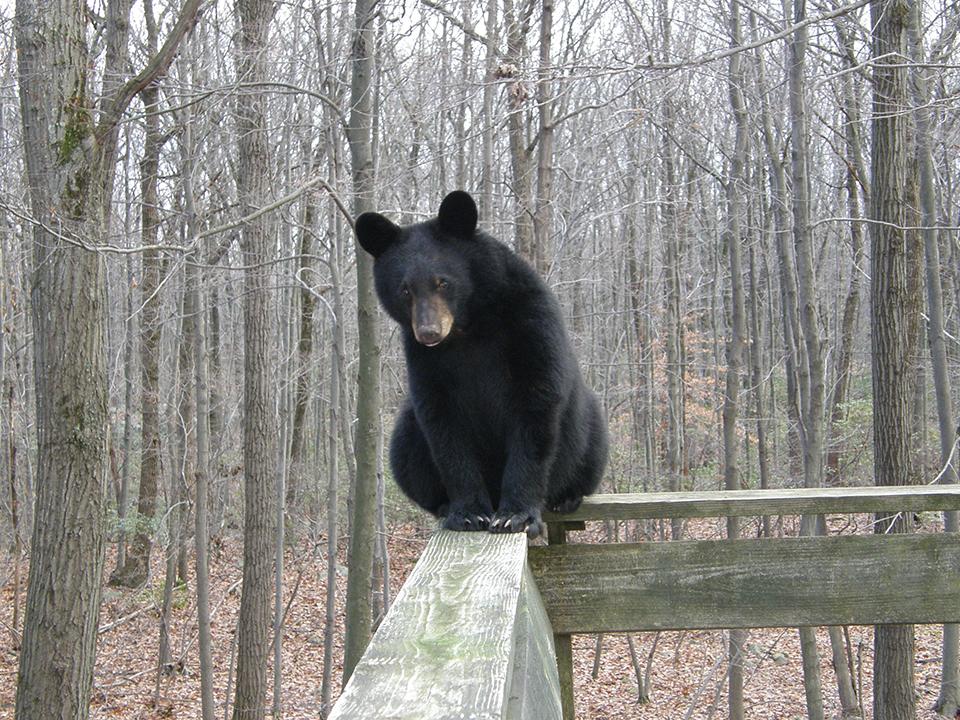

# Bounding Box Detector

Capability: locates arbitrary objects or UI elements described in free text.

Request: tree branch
[420,0,499,55]
[96,0,204,140]
[199,175,354,265]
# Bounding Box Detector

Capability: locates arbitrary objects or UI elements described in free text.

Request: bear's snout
[415,326,445,346]
[412,296,453,347]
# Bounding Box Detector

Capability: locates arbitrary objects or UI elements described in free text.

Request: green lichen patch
[56,93,92,167]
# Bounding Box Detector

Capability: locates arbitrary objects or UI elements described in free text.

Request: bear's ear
[355,212,400,258]
[437,191,478,238]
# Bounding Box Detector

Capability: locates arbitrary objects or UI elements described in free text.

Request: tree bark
[532,0,554,275]
[503,0,535,261]
[747,246,771,537]
[232,0,279,717]
[180,59,216,717]
[287,140,319,507]
[659,0,685,540]
[785,1,827,715]
[869,0,917,715]
[908,4,959,713]
[12,0,201,712]
[116,250,135,573]
[756,35,804,481]
[321,157,349,714]
[480,0,499,218]
[724,3,749,714]
[110,0,163,589]
[15,41,108,714]
[826,23,867,485]
[343,0,382,685]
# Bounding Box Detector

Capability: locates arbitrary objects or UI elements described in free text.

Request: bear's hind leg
[549,495,584,515]
[390,404,448,517]
[546,392,608,516]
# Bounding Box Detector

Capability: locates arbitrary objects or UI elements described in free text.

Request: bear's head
[355,191,479,347]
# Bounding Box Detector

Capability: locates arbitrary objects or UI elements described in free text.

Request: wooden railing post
[547,521,575,720]
[329,530,562,719]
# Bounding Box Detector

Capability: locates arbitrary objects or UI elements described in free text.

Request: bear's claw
[489,507,545,539]
[443,510,491,532]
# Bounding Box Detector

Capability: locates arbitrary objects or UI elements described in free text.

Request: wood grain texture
[330,530,561,720]
[545,520,575,720]
[543,485,960,523]
[528,533,960,634]
[505,566,563,720]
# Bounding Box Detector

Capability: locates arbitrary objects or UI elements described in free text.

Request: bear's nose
[415,326,444,347]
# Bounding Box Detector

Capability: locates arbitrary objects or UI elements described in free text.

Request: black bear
[355,191,607,538]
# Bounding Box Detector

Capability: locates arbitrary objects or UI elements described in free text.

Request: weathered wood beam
[330,530,561,720]
[543,485,960,523]
[545,521,575,720]
[529,533,960,634]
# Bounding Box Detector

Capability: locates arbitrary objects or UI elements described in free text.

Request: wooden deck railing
[330,485,960,719]
[329,530,561,720]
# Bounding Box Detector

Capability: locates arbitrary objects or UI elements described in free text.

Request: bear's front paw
[442,508,492,532]
[490,507,545,539]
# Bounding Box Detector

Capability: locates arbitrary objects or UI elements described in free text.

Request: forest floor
[0,516,952,719]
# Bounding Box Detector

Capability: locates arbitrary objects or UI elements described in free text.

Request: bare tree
[869,0,917,715]
[110,0,165,590]
[826,20,868,485]
[180,42,216,715]
[343,0,382,684]
[658,0,686,539]
[532,0,555,274]
[480,0,499,218]
[908,3,960,714]
[503,0,536,262]
[232,0,279,716]
[14,0,199,715]
[785,0,827,715]
[723,1,750,714]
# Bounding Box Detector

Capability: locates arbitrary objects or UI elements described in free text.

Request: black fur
[356,191,608,538]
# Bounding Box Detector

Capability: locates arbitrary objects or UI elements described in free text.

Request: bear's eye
[400,285,411,298]
[437,279,449,290]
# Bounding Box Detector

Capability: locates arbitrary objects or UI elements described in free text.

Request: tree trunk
[826,24,867,485]
[233,0,279,717]
[870,0,916,715]
[110,0,163,589]
[659,0,685,539]
[908,4,959,714]
[724,3,749,714]
[320,292,343,718]
[503,0,535,261]
[159,303,192,695]
[747,246,772,537]
[343,0,382,685]
[626,164,656,495]
[532,0,554,276]
[785,1,828,715]
[756,36,803,482]
[14,0,130,714]
[15,98,108,720]
[171,285,195,585]
[480,0,499,218]
[287,142,319,507]
[454,3,473,190]
[208,287,225,533]
[181,63,216,718]
[321,170,349,715]
[116,250,135,572]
